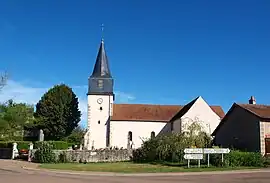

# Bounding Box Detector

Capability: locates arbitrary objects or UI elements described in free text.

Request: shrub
[34,142,56,163]
[0,141,31,150]
[0,141,11,148]
[132,131,211,163]
[210,150,265,167]
[34,141,70,150]
[17,141,31,150]
[62,126,85,145]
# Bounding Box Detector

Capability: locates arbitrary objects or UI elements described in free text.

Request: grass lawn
[39,162,260,173]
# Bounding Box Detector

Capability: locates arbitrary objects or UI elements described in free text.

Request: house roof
[111,103,225,122]
[212,103,270,136]
[237,104,270,119]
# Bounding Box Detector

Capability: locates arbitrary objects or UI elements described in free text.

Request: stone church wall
[29,149,132,163]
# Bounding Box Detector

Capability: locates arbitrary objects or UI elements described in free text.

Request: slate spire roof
[91,39,112,78]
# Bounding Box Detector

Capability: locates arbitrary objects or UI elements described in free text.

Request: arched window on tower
[151,131,155,139]
[128,131,132,142]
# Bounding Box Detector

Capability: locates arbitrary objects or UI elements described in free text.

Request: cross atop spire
[101,24,104,42]
[90,30,112,78]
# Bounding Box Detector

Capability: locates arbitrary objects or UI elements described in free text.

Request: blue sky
[0,0,269,127]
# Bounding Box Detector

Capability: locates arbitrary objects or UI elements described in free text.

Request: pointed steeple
[91,38,112,78]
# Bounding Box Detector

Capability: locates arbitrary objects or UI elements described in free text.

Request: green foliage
[34,141,70,150]
[227,150,265,167]
[0,141,31,150]
[34,84,81,140]
[63,126,86,145]
[0,100,35,140]
[0,141,12,148]
[132,120,212,163]
[16,141,31,150]
[34,142,56,163]
[210,150,265,167]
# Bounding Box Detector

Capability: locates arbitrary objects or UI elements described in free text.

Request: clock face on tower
[97,98,103,104]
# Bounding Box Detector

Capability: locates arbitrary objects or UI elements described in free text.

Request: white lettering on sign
[184,148,203,154]
[203,148,230,154]
[184,154,203,160]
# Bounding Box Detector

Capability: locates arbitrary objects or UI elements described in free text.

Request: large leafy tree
[35,84,81,140]
[0,100,35,140]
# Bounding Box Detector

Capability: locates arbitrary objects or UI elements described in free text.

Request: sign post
[207,153,210,167]
[183,153,203,168]
[184,148,230,168]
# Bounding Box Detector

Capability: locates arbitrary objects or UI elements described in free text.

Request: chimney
[249,96,256,104]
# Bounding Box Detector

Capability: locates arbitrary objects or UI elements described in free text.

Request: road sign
[203,148,230,154]
[184,148,203,154]
[184,154,203,160]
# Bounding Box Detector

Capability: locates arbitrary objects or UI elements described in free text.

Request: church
[83,38,225,150]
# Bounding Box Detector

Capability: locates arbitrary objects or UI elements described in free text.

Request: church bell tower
[84,37,114,150]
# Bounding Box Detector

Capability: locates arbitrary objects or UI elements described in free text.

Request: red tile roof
[111,103,224,122]
[238,104,270,119]
[212,103,270,136]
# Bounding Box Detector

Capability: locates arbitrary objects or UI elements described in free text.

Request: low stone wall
[29,149,133,163]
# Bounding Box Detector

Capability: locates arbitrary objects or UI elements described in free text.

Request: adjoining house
[212,96,270,155]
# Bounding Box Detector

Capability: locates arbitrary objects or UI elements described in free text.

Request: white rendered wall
[84,94,114,150]
[110,121,167,149]
[181,96,221,134]
[173,97,221,135]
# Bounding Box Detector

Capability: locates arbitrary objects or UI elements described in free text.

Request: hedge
[210,150,265,167]
[34,141,71,150]
[34,142,56,163]
[0,141,73,150]
[0,141,31,150]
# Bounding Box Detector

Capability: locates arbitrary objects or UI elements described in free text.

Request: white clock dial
[97,98,103,104]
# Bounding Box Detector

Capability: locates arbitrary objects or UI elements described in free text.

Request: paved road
[1,160,270,183]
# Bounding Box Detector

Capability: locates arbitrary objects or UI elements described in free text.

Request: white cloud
[0,80,135,127]
[114,91,136,103]
[0,80,88,127]
[0,80,47,105]
[65,85,136,103]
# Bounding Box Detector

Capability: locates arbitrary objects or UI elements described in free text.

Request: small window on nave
[151,131,155,139]
[128,131,132,141]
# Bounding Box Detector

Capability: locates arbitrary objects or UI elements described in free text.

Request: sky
[0,0,269,127]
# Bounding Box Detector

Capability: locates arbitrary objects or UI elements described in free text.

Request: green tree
[35,84,81,140]
[0,100,35,140]
[132,118,212,163]
[64,126,86,145]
